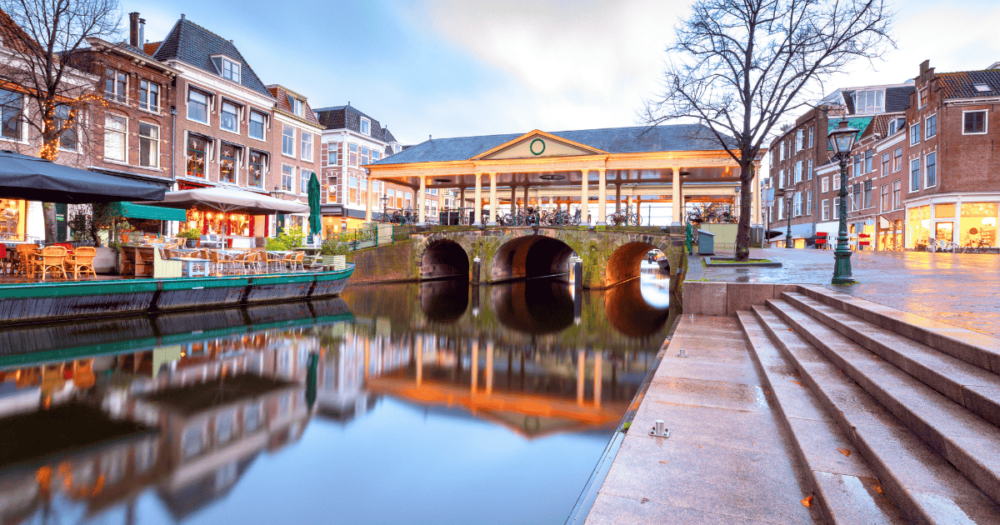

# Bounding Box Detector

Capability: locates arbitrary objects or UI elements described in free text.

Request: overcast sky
[126,0,1000,146]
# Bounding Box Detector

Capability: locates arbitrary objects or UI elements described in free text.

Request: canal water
[0,268,676,525]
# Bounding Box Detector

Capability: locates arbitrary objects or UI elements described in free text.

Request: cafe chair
[14,244,38,276]
[34,246,68,281]
[65,246,98,280]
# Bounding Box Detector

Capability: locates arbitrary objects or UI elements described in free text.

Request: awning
[111,201,187,221]
[0,150,165,203]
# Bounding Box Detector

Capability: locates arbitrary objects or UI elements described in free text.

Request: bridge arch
[605,241,667,286]
[419,238,470,280]
[489,234,576,283]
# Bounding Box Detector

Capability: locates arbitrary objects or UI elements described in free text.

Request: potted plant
[178,228,202,248]
[320,239,349,269]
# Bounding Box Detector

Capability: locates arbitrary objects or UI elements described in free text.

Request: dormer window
[222,58,240,83]
[887,117,906,135]
[360,117,371,136]
[853,90,884,114]
[286,95,304,117]
[974,83,991,93]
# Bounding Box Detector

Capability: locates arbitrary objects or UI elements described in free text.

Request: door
[935,222,954,243]
[55,203,67,241]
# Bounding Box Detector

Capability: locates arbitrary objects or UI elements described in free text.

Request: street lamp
[828,120,860,285]
[774,188,795,249]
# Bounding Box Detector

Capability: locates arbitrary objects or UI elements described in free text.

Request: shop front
[906,197,999,250]
[0,198,26,241]
[320,204,368,237]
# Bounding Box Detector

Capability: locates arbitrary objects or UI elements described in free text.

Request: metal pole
[832,158,856,284]
[785,195,793,249]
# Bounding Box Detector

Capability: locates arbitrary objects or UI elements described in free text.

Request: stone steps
[736,311,908,525]
[746,302,1000,524]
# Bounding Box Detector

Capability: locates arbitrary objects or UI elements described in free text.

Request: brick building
[314,105,411,233]
[900,60,1000,250]
[766,82,914,247]
[266,84,323,232]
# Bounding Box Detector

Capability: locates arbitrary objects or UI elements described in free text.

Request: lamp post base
[831,249,856,285]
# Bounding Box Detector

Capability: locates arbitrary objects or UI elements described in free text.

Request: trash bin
[697,229,715,255]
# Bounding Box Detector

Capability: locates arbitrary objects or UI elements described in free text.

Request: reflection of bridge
[413,226,683,289]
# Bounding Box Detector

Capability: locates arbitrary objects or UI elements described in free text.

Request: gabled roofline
[85,37,181,77]
[470,129,607,160]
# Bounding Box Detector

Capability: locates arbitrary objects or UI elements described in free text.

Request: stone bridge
[408,226,685,289]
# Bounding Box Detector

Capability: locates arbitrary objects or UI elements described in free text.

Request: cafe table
[173,257,211,277]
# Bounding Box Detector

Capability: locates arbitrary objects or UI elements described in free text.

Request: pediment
[475,130,605,161]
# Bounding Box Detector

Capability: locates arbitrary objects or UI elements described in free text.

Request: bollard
[472,256,481,286]
[573,258,583,291]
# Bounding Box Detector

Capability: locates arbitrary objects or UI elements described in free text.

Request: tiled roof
[314,105,395,143]
[885,86,914,112]
[144,42,161,55]
[938,69,1000,99]
[860,113,902,142]
[266,85,320,125]
[152,18,273,99]
[372,124,734,165]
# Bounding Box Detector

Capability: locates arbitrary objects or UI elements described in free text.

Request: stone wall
[344,240,416,285]
[682,281,802,316]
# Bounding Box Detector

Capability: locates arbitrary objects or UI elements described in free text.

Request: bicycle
[962,238,993,254]
[927,237,961,253]
[608,205,640,226]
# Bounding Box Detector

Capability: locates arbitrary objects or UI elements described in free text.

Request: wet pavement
[686,248,1000,338]
[586,315,822,524]
[0,273,676,525]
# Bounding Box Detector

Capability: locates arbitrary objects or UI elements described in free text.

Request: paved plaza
[686,248,1000,338]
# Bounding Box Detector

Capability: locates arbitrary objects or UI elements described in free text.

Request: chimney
[128,12,139,47]
[919,59,930,75]
[139,18,145,46]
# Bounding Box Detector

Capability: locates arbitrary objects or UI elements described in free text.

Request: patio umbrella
[0,150,164,203]
[307,172,321,236]
[135,187,309,214]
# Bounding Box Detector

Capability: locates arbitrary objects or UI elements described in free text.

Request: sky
[125,0,1000,146]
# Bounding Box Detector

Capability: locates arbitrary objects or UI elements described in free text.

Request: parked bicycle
[962,238,993,254]
[927,237,961,253]
[608,205,640,226]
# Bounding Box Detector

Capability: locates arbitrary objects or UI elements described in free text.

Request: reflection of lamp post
[828,121,860,284]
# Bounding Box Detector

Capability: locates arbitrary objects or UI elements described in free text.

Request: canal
[0,269,676,524]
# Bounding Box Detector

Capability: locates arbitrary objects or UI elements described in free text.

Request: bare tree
[0,0,120,241]
[643,0,893,260]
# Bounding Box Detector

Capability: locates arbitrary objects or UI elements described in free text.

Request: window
[300,169,310,194]
[880,184,890,212]
[361,146,370,165]
[281,164,293,191]
[851,184,860,212]
[833,197,840,219]
[917,89,925,109]
[349,143,358,166]
[881,153,890,177]
[963,110,987,134]
[794,161,801,184]
[327,145,338,165]
[187,135,208,178]
[292,98,304,117]
[793,192,802,217]
[777,198,784,220]
[188,90,209,123]
[777,169,784,188]
[138,123,158,167]
[808,127,814,148]
[833,173,840,191]
[249,151,266,188]
[822,200,830,221]
[0,89,23,140]
[301,131,313,161]
[926,152,936,188]
[395,189,402,209]
[821,177,829,193]
[910,157,921,192]
[249,111,266,140]
[104,115,127,162]
[360,176,367,205]
[795,130,803,152]
[349,176,358,204]
[222,58,241,83]
[892,180,901,209]
[281,125,295,156]
[888,117,905,135]
[55,105,76,150]
[865,150,873,174]
[221,102,238,133]
[854,90,884,113]
[405,192,412,209]
[807,159,813,180]
[926,114,936,138]
[360,118,371,136]
[910,123,920,145]
[139,80,159,112]
[779,141,785,161]
[105,69,127,103]
[863,180,872,209]
[220,144,237,184]
[893,147,902,172]
[806,190,812,216]
[853,154,862,177]
[372,150,381,162]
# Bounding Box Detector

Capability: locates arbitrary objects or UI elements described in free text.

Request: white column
[580,170,589,224]
[672,167,682,225]
[597,169,607,225]
[489,173,498,225]
[417,176,426,225]
[473,173,483,226]
[365,177,374,222]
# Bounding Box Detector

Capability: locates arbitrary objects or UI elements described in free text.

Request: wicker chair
[14,244,38,276]
[34,246,67,281]
[65,246,97,280]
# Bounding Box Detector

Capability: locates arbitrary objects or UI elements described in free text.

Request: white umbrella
[136,187,309,214]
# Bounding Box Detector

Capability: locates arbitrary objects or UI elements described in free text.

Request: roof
[152,18,272,98]
[267,85,320,126]
[859,113,903,142]
[938,69,1000,99]
[372,124,733,165]
[826,117,872,150]
[143,41,161,55]
[314,104,395,143]
[885,86,915,112]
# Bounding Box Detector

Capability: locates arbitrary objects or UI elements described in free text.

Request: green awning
[111,201,186,221]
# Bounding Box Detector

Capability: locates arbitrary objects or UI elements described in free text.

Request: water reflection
[0,271,676,524]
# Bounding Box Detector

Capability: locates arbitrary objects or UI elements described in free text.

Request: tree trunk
[43,203,57,242]
[40,129,59,243]
[734,160,754,261]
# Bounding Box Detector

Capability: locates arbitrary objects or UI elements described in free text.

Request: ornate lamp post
[828,121,860,284]
[781,189,795,249]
